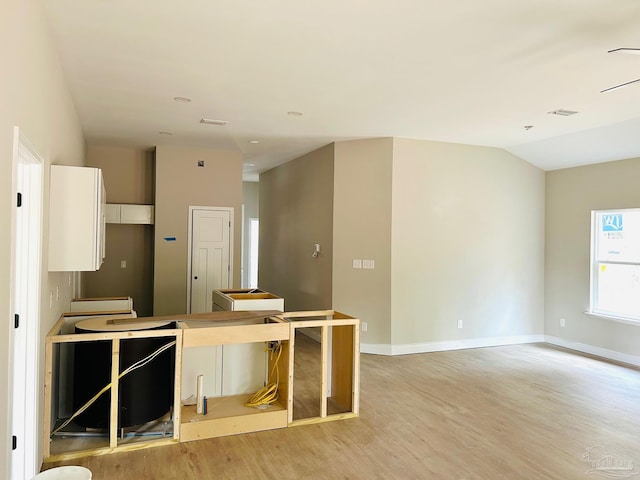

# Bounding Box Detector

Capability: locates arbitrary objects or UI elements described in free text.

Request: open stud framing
[43,310,359,461]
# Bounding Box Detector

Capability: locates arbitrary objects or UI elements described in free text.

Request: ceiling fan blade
[601,77,640,93]
[608,48,640,55]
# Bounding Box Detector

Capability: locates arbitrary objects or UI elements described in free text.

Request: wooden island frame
[43,310,360,462]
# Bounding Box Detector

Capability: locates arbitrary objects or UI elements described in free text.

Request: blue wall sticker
[163,237,177,242]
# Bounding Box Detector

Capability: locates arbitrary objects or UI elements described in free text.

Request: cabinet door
[48,165,105,271]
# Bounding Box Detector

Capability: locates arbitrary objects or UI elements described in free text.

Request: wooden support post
[173,331,183,441]
[287,322,296,425]
[276,340,290,411]
[109,338,120,449]
[43,338,54,459]
[320,325,329,419]
[353,322,361,415]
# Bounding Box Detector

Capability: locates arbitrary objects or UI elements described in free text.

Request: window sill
[584,311,640,326]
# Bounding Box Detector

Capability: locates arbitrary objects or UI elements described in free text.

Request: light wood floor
[44,340,640,479]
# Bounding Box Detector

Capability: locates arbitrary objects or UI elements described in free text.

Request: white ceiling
[41,0,640,180]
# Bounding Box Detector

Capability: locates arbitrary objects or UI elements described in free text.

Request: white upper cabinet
[105,204,155,224]
[48,165,106,271]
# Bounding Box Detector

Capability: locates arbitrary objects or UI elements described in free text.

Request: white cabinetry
[48,165,106,271]
[104,204,120,224]
[105,204,154,224]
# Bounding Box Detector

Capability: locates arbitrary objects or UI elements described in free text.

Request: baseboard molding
[361,334,545,356]
[544,335,640,368]
[361,334,640,366]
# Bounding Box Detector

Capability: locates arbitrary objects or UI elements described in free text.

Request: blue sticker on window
[602,214,623,232]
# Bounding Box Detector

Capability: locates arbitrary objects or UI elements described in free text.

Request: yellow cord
[245,341,282,408]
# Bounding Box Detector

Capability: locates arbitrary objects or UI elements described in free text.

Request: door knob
[194,276,198,279]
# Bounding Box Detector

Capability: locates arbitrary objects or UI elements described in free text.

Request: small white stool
[32,466,92,480]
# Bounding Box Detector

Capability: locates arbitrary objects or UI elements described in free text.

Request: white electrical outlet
[560,318,566,327]
[457,319,463,329]
[121,260,127,269]
[361,322,368,332]
[352,259,362,269]
[362,259,375,269]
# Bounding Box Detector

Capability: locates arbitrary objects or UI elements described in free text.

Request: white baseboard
[361,334,545,356]
[361,334,640,367]
[544,335,640,368]
[360,343,394,355]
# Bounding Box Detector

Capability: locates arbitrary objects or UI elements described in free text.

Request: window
[590,208,640,321]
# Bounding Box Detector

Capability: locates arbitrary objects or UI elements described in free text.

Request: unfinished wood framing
[283,310,360,426]
[43,309,359,461]
[44,314,183,461]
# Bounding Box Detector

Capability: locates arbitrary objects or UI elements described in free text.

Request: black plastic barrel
[72,318,175,429]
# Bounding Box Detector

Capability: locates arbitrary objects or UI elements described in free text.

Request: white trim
[544,335,640,368]
[361,334,640,367]
[589,208,640,320]
[360,334,545,356]
[240,204,245,287]
[584,310,640,326]
[9,127,44,480]
[247,218,259,289]
[360,343,394,355]
[186,206,234,314]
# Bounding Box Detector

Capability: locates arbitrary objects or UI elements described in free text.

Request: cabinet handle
[194,276,198,280]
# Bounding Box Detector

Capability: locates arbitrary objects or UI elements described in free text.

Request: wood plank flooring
[44,341,640,479]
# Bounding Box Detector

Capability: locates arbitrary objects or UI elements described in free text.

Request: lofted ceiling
[41,0,640,180]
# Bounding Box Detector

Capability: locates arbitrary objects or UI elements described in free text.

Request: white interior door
[183,208,232,400]
[189,208,231,314]
[10,128,43,480]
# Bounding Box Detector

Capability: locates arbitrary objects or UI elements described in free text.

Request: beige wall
[86,145,154,204]
[84,146,155,316]
[242,181,259,288]
[391,139,545,346]
[154,146,242,315]
[1,0,85,473]
[333,138,393,345]
[259,144,334,310]
[545,157,640,355]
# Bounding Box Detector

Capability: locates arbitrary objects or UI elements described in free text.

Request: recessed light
[159,131,173,135]
[200,118,228,126]
[245,163,256,167]
[287,111,303,116]
[548,109,579,116]
[248,140,260,144]
[174,96,192,103]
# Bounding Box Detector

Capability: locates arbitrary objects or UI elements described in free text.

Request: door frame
[186,206,234,314]
[247,218,259,289]
[9,127,44,480]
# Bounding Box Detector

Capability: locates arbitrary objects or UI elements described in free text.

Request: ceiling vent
[200,118,228,126]
[548,109,579,117]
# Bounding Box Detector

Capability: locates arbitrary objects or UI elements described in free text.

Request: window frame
[589,208,640,322]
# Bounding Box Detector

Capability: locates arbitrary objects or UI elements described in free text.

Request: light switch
[363,259,375,269]
[121,260,127,269]
[352,259,362,269]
